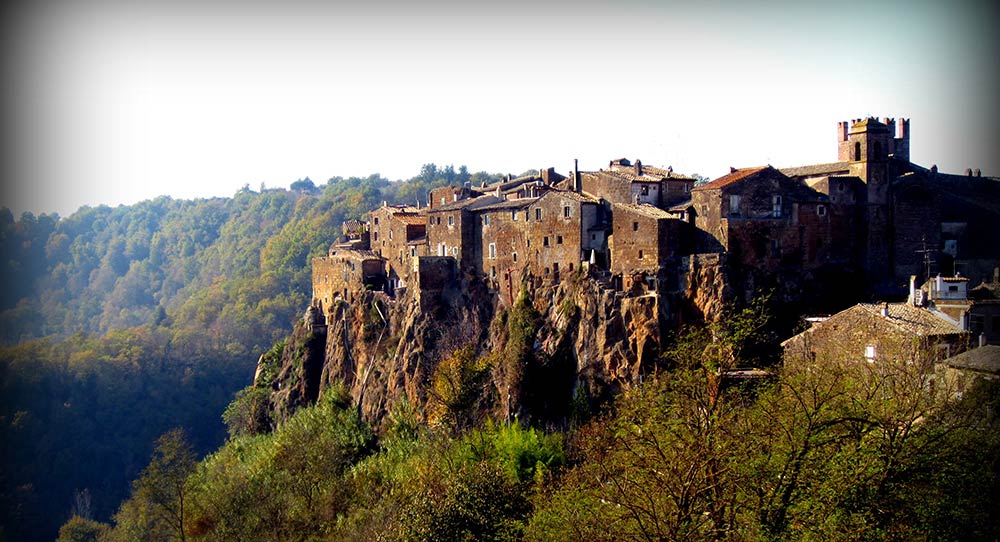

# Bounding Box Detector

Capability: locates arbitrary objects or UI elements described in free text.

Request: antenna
[914,235,935,283]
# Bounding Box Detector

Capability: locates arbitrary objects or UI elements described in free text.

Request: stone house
[782,302,969,367]
[522,190,601,284]
[609,203,681,291]
[579,158,694,208]
[369,204,427,292]
[690,165,833,272]
[426,195,501,271]
[312,247,385,310]
[473,198,535,302]
[915,273,1000,345]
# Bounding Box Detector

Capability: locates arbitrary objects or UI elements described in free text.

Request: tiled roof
[692,166,771,191]
[608,164,694,182]
[476,198,537,212]
[857,303,966,336]
[429,195,501,212]
[328,248,384,261]
[614,202,673,219]
[394,213,427,226]
[544,189,600,204]
[668,199,694,211]
[938,345,1000,374]
[780,162,851,178]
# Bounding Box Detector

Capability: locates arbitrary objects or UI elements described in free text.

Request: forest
[0,164,503,541]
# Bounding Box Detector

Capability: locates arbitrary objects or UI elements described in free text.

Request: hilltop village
[311,117,1000,360]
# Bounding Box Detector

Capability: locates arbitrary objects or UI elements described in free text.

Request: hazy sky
[3,0,998,217]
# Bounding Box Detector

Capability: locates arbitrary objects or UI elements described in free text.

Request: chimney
[936,274,944,297]
[880,302,889,317]
[574,159,581,193]
[909,275,917,305]
[635,159,643,177]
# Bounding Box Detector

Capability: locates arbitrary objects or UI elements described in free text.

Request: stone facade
[369,204,427,291]
[783,302,969,367]
[312,247,385,310]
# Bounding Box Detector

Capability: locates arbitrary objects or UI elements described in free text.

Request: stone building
[782,117,1000,289]
[312,247,385,310]
[369,204,427,292]
[690,165,833,272]
[579,158,694,208]
[426,195,500,271]
[782,302,969,367]
[609,203,681,291]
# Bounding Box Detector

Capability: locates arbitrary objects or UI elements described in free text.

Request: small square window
[512,211,518,221]
[535,208,542,220]
[865,345,876,362]
[544,236,549,247]
[448,216,455,226]
[563,206,571,218]
[633,222,639,232]
[557,235,563,244]
[638,250,644,259]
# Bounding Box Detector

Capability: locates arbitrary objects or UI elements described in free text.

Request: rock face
[265,265,731,427]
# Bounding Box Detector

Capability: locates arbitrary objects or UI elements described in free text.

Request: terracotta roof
[393,213,427,226]
[938,345,1000,374]
[476,198,537,212]
[543,189,599,204]
[857,303,966,336]
[614,202,673,219]
[668,199,694,211]
[328,248,384,261]
[607,164,694,182]
[429,194,501,212]
[780,162,851,179]
[692,166,771,191]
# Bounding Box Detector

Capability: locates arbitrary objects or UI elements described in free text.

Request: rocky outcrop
[266,263,732,428]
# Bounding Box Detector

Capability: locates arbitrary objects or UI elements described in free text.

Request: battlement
[837,116,910,163]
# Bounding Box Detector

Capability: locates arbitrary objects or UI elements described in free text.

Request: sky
[3,0,998,218]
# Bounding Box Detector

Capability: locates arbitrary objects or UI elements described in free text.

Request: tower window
[817,205,827,217]
[854,142,861,161]
[564,206,571,218]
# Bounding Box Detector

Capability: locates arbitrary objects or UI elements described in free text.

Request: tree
[56,515,109,542]
[128,428,196,541]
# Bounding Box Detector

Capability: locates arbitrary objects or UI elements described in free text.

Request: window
[854,142,861,161]
[557,235,563,244]
[374,232,379,241]
[491,266,496,278]
[817,205,827,217]
[388,230,393,240]
[483,215,490,226]
[535,208,542,220]
[563,206,571,218]
[772,195,782,218]
[633,222,639,232]
[638,250,644,259]
[448,215,455,226]
[525,210,529,221]
[865,345,876,362]
[684,183,691,193]
[729,194,742,216]
[436,217,441,225]
[513,252,517,262]
[440,197,446,206]
[451,247,458,256]
[489,243,496,259]
[641,185,649,196]
[948,285,958,293]
[591,234,596,241]
[543,236,549,247]
[512,211,518,221]
[373,217,379,225]
[410,247,416,257]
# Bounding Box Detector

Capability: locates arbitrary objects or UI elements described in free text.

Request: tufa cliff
[259,255,738,429]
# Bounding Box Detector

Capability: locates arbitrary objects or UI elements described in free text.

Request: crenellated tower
[835,117,910,281]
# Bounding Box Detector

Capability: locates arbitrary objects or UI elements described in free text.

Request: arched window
[854,142,862,161]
